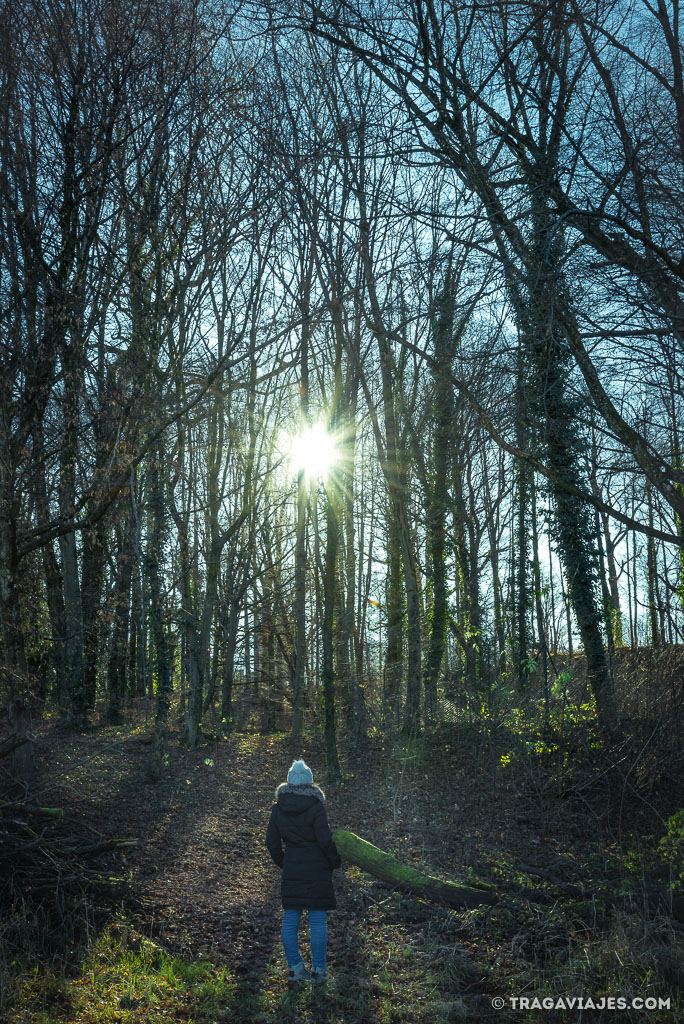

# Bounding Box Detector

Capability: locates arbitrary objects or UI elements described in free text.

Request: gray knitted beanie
[287,759,313,786]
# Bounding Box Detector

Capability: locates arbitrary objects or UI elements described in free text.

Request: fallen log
[516,863,590,899]
[334,830,684,924]
[333,829,498,909]
[76,838,139,858]
[0,803,64,818]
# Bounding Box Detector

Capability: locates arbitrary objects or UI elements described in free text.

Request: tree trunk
[452,464,482,695]
[514,195,618,735]
[42,538,66,705]
[81,525,106,710]
[8,697,34,792]
[333,829,497,908]
[146,455,172,723]
[399,506,422,735]
[384,506,404,731]
[423,280,456,723]
[175,517,202,747]
[356,204,421,733]
[292,244,314,741]
[107,518,134,723]
[220,600,240,730]
[261,577,277,733]
[514,352,533,689]
[482,451,507,676]
[60,529,85,728]
[647,485,661,647]
[128,573,142,700]
[34,436,66,702]
[293,468,308,740]
[343,450,368,738]
[322,484,342,784]
[531,478,549,714]
[602,514,624,647]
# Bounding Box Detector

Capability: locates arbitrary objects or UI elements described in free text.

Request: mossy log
[0,803,64,818]
[333,829,498,909]
[333,831,684,923]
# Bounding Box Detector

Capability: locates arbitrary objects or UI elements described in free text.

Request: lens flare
[286,422,338,480]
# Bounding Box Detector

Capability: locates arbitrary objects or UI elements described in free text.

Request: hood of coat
[275,782,326,814]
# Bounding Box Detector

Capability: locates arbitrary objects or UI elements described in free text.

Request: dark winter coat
[266,783,341,910]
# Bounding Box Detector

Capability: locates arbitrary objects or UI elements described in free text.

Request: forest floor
[4,703,683,1024]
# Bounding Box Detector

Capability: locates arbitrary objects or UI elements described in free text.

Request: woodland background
[1,0,683,1021]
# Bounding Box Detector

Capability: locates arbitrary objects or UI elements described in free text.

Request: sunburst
[285,421,339,481]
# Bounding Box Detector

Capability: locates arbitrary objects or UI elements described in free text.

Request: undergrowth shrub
[658,810,684,892]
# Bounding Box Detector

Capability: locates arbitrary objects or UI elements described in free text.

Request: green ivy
[658,810,684,892]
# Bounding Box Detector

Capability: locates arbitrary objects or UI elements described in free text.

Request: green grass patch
[8,920,239,1024]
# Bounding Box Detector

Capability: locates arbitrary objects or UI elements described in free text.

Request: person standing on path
[266,759,341,984]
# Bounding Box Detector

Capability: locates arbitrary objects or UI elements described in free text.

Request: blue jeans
[281,909,327,970]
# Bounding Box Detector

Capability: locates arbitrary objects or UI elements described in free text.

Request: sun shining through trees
[284,421,339,481]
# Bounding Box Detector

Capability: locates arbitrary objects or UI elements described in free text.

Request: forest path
[22,711,684,1023]
[42,722,399,985]
[35,724,289,964]
[131,731,286,970]
[32,713,568,1022]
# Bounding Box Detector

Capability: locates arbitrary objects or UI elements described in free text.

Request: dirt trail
[25,713,684,1022]
[32,715,548,1010]
[39,724,356,977]
[131,733,288,971]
